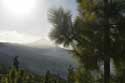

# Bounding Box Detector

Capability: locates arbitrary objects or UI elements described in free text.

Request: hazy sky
[0,0,77,44]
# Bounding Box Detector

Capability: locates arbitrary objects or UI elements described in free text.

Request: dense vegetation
[49,0,125,83]
[0,65,124,83]
[0,66,67,83]
[0,64,99,83]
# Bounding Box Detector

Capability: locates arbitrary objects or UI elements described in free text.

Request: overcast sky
[0,0,77,44]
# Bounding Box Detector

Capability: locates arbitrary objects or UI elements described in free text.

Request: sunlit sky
[0,0,77,44]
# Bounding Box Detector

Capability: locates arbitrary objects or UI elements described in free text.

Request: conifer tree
[49,0,125,83]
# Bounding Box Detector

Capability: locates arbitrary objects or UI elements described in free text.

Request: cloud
[0,0,49,37]
[0,0,77,45]
[0,30,41,44]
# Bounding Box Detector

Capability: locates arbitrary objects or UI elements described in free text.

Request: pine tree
[49,0,125,83]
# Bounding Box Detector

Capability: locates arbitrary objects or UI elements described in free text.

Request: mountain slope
[0,43,78,77]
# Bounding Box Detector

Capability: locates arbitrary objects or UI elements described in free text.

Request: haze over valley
[0,42,78,77]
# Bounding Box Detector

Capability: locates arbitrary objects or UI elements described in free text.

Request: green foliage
[49,8,73,47]
[0,67,67,83]
[49,0,125,83]
[1,68,35,83]
[75,67,95,83]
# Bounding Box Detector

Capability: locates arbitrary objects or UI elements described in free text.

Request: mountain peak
[28,38,55,48]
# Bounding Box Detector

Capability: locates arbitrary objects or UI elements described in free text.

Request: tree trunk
[104,26,110,83]
[104,56,110,83]
[103,0,111,83]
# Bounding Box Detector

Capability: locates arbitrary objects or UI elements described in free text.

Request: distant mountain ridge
[28,38,55,48]
[0,42,78,77]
